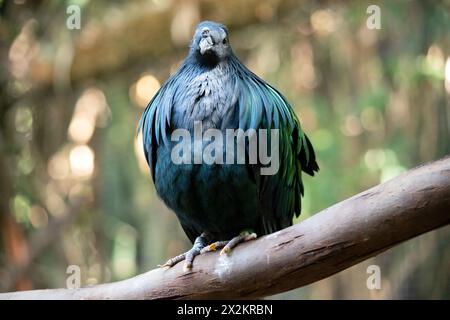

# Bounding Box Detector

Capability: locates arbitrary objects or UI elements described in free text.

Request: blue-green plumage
[140,21,318,245]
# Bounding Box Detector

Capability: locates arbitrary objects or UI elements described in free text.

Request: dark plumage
[140,21,318,268]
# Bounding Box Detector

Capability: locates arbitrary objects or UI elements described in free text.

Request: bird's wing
[139,77,177,181]
[234,63,319,234]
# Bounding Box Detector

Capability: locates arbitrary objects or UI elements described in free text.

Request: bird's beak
[199,36,214,55]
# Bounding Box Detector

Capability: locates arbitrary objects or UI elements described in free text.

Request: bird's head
[190,21,231,65]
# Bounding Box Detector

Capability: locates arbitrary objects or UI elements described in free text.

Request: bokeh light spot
[69,145,95,179]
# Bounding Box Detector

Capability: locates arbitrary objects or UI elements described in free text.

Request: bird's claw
[158,252,187,268]
[183,262,193,273]
[158,233,208,272]
[159,232,257,271]
[201,232,257,256]
[158,250,199,273]
[220,232,257,255]
[200,241,228,254]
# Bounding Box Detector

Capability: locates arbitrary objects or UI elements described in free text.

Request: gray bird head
[190,21,231,65]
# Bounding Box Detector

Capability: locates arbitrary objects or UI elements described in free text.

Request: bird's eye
[222,38,227,45]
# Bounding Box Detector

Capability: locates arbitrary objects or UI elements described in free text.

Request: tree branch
[1,157,450,300]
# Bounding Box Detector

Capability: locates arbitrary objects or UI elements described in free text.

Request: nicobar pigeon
[140,21,319,271]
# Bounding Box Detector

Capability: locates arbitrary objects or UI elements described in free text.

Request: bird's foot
[200,231,257,256]
[158,233,208,272]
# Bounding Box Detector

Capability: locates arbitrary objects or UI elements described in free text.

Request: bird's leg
[200,230,257,256]
[200,240,229,253]
[221,231,257,255]
[159,232,208,272]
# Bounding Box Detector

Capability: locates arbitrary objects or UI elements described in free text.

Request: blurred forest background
[0,0,449,299]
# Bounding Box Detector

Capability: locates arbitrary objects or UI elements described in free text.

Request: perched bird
[140,21,318,271]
